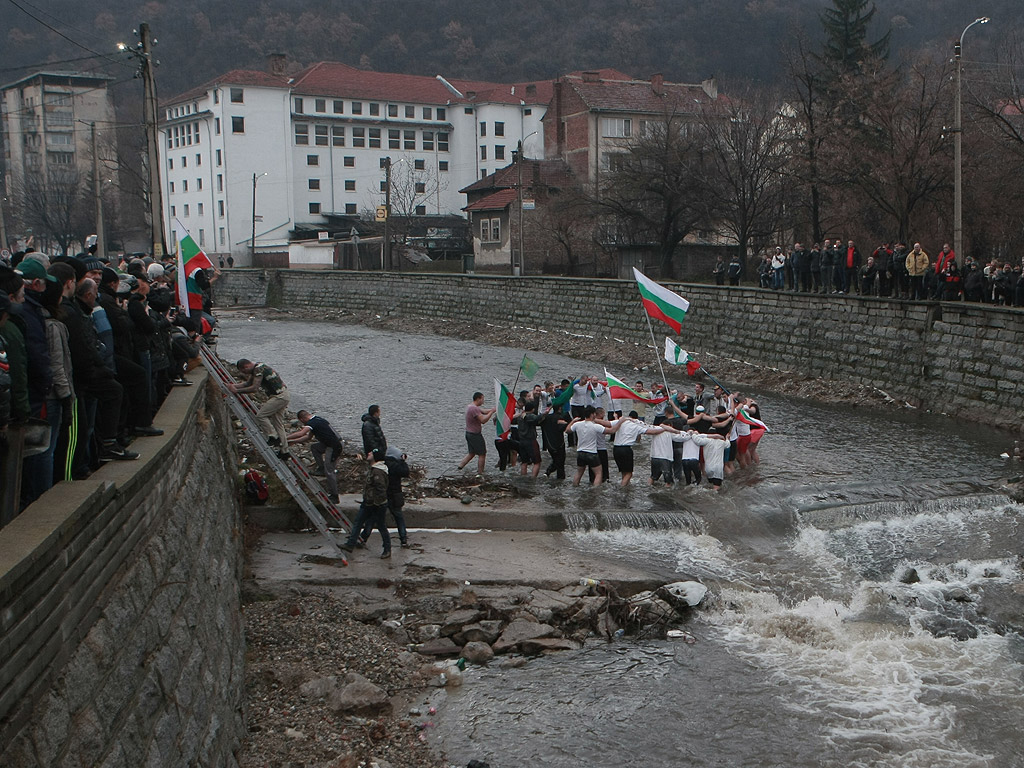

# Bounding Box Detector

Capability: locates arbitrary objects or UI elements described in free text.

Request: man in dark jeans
[287,409,343,504]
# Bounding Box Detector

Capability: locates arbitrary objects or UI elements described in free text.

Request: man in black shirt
[287,409,343,503]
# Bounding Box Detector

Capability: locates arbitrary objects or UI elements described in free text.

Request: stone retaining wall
[215,269,1024,430]
[0,371,245,767]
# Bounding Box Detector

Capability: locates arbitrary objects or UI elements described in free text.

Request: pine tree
[820,0,891,72]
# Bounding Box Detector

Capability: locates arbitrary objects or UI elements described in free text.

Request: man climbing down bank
[287,409,343,503]
[228,359,290,458]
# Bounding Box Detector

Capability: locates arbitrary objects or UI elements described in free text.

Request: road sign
[375,206,388,221]
[521,199,536,210]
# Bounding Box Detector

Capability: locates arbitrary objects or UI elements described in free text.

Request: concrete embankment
[215,269,1024,431]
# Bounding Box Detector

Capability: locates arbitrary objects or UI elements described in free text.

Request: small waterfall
[563,509,703,532]
[799,493,1013,530]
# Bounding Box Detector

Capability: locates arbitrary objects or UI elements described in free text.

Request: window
[481,169,487,178]
[480,146,487,161]
[231,116,245,133]
[168,158,173,170]
[405,105,415,118]
[197,202,204,216]
[315,98,325,113]
[217,174,223,192]
[170,181,175,193]
[465,107,473,114]
[351,102,363,115]
[495,145,505,160]
[332,126,345,146]
[423,107,432,120]
[437,107,446,121]
[422,131,434,151]
[379,158,388,168]
[369,103,380,116]
[380,181,387,192]
[219,227,225,245]
[415,205,426,215]
[480,122,487,137]
[404,130,415,150]
[315,125,329,146]
[344,179,355,191]
[171,205,176,217]
[343,156,355,167]
[199,229,205,246]
[307,154,319,166]
[294,97,304,113]
[414,159,425,170]
[481,219,490,241]
[213,90,219,105]
[182,156,187,168]
[295,124,309,144]
[184,204,190,217]
[218,200,225,217]
[216,149,222,166]
[601,152,627,172]
[333,100,344,114]
[352,127,365,147]
[369,127,381,148]
[438,132,449,152]
[193,122,200,145]
[230,87,244,103]
[309,178,320,190]
[601,117,632,138]
[388,129,400,149]
[345,203,357,214]
[197,177,203,190]
[183,180,189,192]
[388,104,398,117]
[196,153,202,166]
[524,108,532,116]
[495,121,505,136]
[215,117,221,135]
[439,161,448,171]
[415,182,425,193]
[309,202,321,214]
[491,218,501,241]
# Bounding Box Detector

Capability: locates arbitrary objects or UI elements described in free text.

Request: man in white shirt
[611,410,675,487]
[648,415,682,486]
[566,406,613,487]
[689,431,729,490]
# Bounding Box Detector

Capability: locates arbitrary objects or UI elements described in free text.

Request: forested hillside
[2,0,1020,98]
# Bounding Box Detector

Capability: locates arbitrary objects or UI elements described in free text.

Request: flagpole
[641,307,672,399]
[510,353,526,398]
[696,366,730,396]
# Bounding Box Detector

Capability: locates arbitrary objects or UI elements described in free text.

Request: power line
[0,53,111,74]
[3,0,131,69]
[0,76,136,120]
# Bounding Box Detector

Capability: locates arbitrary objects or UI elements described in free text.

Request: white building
[159,59,550,264]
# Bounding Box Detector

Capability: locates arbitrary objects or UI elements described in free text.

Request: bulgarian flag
[494,378,517,439]
[664,338,702,376]
[633,268,690,334]
[174,220,213,316]
[604,369,668,406]
[736,408,770,432]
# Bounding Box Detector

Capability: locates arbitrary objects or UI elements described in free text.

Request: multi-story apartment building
[159,58,550,264]
[1,70,117,232]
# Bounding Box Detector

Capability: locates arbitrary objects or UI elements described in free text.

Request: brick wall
[0,372,245,767]
[215,270,1024,431]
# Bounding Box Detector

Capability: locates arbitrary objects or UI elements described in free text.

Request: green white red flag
[633,268,690,334]
[604,369,668,406]
[664,338,702,376]
[494,378,517,439]
[174,221,213,315]
[735,407,770,432]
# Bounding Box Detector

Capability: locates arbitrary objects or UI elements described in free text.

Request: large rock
[492,618,557,654]
[414,637,461,657]
[455,620,504,645]
[567,596,607,626]
[526,589,581,622]
[328,673,390,715]
[441,608,485,637]
[520,637,582,655]
[657,581,708,610]
[462,641,494,664]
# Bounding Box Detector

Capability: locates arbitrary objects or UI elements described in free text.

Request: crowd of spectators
[0,248,216,526]
[750,239,1024,305]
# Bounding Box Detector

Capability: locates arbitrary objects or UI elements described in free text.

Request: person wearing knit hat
[100,267,120,288]
[82,256,104,281]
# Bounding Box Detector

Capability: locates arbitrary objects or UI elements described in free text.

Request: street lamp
[954,16,989,264]
[251,172,267,264]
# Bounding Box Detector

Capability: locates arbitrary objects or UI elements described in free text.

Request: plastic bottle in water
[580,578,602,587]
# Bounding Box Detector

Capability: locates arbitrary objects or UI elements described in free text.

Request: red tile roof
[463,188,519,212]
[448,79,554,106]
[460,159,575,194]
[165,69,290,106]
[561,73,717,114]
[290,62,479,104]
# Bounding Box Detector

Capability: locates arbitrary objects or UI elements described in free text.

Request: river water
[217,314,1024,768]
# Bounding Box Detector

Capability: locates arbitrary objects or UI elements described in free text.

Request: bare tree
[16,168,89,255]
[698,87,790,273]
[525,187,598,276]
[596,111,708,278]
[386,161,447,243]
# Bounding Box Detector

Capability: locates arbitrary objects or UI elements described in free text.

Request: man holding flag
[458,391,496,474]
[174,221,218,334]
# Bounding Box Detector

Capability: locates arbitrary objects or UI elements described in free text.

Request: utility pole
[251,172,266,264]
[90,122,106,259]
[0,177,8,254]
[139,23,165,257]
[384,157,391,270]
[516,140,524,276]
[954,17,990,264]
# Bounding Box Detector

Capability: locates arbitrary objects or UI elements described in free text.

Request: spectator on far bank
[727,253,742,286]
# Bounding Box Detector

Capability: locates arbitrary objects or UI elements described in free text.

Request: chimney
[701,76,718,100]
[267,53,287,77]
[582,71,600,83]
[650,73,664,95]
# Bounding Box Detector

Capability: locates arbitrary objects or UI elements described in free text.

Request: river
[217,314,1024,768]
